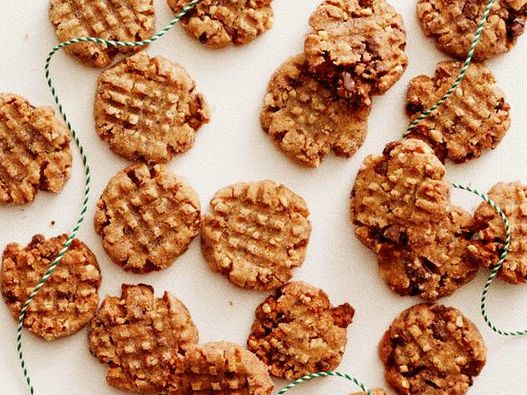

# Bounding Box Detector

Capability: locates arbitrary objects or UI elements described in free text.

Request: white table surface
[1,1,527,394]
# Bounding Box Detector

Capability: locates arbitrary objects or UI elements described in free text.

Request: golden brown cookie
[201,181,312,290]
[1,234,101,341]
[94,163,201,273]
[417,0,527,61]
[168,342,274,394]
[261,54,371,167]
[350,390,387,395]
[49,0,155,67]
[0,93,71,205]
[88,284,199,393]
[247,281,355,379]
[406,61,511,163]
[379,303,486,395]
[94,51,210,164]
[304,0,408,104]
[471,182,527,284]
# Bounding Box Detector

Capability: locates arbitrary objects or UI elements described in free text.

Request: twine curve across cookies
[277,371,371,395]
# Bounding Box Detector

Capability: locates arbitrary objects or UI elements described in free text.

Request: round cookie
[247,281,355,379]
[261,54,371,167]
[417,0,527,61]
[49,0,155,67]
[1,234,101,341]
[379,303,486,395]
[0,93,71,205]
[88,284,199,393]
[406,61,511,163]
[471,182,527,284]
[201,180,312,290]
[304,0,408,104]
[168,0,273,49]
[168,342,274,394]
[351,390,387,395]
[94,163,201,273]
[94,51,210,164]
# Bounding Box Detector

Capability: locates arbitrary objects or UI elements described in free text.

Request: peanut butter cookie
[49,0,155,67]
[0,93,71,205]
[261,54,371,167]
[168,0,273,48]
[379,303,486,395]
[94,163,201,273]
[201,181,311,290]
[88,284,199,393]
[247,281,355,379]
[94,52,210,164]
[351,390,387,395]
[1,234,101,341]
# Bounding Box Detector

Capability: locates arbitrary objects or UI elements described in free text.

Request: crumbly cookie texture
[261,54,371,167]
[168,342,274,394]
[406,61,511,163]
[201,181,312,290]
[94,163,201,273]
[1,234,101,341]
[0,93,71,205]
[351,139,479,300]
[247,281,354,379]
[350,390,387,395]
[471,182,527,284]
[379,303,486,395]
[168,0,273,48]
[94,52,210,164]
[417,0,527,61]
[89,284,199,393]
[49,0,155,67]
[304,0,408,104]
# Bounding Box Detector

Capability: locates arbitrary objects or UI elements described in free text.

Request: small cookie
[1,234,101,341]
[168,342,274,394]
[88,284,199,393]
[417,0,527,61]
[406,61,511,163]
[379,303,486,395]
[94,163,201,273]
[49,0,155,67]
[471,182,527,284]
[94,51,210,164]
[261,54,371,167]
[247,281,355,379]
[168,0,273,48]
[350,390,387,395]
[304,0,408,104]
[201,181,312,290]
[0,93,71,205]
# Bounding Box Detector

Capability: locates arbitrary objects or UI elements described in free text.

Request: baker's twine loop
[277,371,372,394]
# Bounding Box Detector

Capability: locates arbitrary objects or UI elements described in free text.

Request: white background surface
[1,1,527,394]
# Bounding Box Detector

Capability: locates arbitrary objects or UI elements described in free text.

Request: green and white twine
[277,371,371,395]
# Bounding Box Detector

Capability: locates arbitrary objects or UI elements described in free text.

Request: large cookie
[247,281,354,379]
[0,93,71,205]
[379,303,486,395]
[304,0,408,104]
[94,52,210,164]
[261,54,371,167]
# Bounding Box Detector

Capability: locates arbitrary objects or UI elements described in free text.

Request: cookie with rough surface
[201,181,311,290]
[1,234,101,341]
[261,54,371,167]
[89,284,199,393]
[379,303,486,395]
[304,0,408,104]
[49,0,155,67]
[471,182,527,284]
[247,281,354,379]
[94,163,201,273]
[168,0,273,48]
[350,390,387,395]
[417,0,527,61]
[168,342,274,394]
[94,52,210,164]
[0,93,71,205]
[406,61,511,163]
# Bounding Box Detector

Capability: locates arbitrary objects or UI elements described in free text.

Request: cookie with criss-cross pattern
[1,234,101,341]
